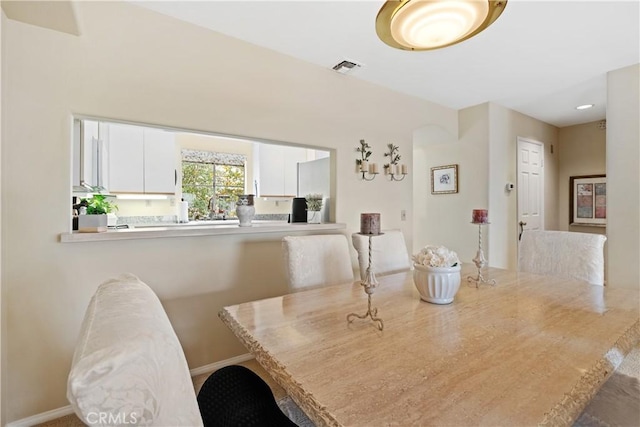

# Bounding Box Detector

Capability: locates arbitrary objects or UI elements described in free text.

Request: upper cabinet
[105,123,176,194]
[79,120,176,194]
[143,128,177,194]
[107,123,144,193]
[73,119,109,191]
[257,144,308,197]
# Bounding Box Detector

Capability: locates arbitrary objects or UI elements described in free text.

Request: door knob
[518,221,527,240]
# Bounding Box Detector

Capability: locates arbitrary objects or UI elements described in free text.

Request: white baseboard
[189,352,254,377]
[5,406,76,427]
[6,353,254,427]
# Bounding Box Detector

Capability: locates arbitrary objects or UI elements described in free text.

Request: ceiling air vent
[331,59,363,74]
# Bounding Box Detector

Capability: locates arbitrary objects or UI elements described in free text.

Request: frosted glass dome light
[376,0,508,51]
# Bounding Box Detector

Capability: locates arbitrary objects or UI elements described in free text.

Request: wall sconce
[356,139,379,181]
[383,144,408,181]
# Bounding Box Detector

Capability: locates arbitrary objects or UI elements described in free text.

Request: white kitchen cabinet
[107,123,144,193]
[73,119,109,191]
[258,144,307,197]
[107,124,176,194]
[143,128,176,194]
[258,144,285,196]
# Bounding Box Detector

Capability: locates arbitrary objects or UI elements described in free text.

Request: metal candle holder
[384,164,408,181]
[347,233,384,330]
[467,222,496,287]
[383,144,408,181]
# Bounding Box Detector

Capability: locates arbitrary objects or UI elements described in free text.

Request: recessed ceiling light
[576,104,595,110]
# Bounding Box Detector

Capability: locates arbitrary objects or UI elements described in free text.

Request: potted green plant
[78,193,118,233]
[305,193,323,224]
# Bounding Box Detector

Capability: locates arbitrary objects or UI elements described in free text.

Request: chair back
[351,230,412,281]
[282,234,354,291]
[518,230,607,285]
[67,274,203,426]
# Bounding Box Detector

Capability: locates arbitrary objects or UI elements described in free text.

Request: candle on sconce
[360,213,381,235]
[371,163,379,174]
[360,160,369,173]
[472,209,489,224]
[401,164,408,175]
[395,165,401,175]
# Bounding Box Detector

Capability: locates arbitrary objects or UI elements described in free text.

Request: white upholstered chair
[351,230,412,281]
[67,274,308,427]
[518,230,607,285]
[67,274,204,426]
[282,234,354,291]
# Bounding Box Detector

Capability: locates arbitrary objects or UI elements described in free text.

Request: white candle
[401,164,408,175]
[361,160,368,172]
[371,163,379,174]
[395,165,401,175]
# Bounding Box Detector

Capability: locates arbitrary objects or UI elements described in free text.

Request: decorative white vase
[307,210,321,224]
[236,204,255,227]
[413,264,462,304]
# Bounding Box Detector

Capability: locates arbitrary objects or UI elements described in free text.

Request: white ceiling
[135,0,640,128]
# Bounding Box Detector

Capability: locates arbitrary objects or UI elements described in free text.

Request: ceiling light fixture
[575,104,595,110]
[376,0,508,51]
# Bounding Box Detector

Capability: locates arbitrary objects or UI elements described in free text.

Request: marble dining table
[219,264,639,427]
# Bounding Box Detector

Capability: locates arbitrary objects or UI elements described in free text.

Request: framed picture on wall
[431,164,458,194]
[570,174,606,226]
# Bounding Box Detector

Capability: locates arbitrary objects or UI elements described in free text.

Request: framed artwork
[570,174,606,226]
[431,164,458,194]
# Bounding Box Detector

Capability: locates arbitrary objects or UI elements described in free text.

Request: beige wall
[488,103,559,269]
[557,121,608,279]
[413,104,489,262]
[606,64,640,288]
[558,121,607,233]
[413,103,558,271]
[1,2,457,422]
[0,8,4,426]
[412,123,458,255]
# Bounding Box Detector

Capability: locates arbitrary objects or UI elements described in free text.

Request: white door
[517,137,544,239]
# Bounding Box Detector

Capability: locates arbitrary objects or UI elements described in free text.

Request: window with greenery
[181,150,246,220]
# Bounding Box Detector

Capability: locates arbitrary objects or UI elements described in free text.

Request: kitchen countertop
[129,219,284,228]
[60,222,346,243]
